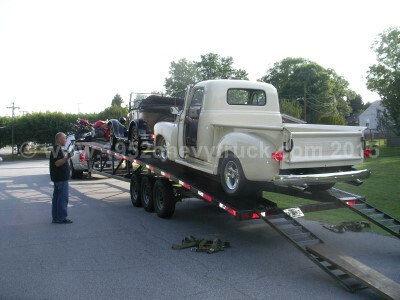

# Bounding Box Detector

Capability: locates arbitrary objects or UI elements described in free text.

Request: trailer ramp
[256,208,400,299]
[264,185,400,239]
[324,188,400,239]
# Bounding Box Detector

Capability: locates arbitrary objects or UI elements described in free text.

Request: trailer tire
[130,174,142,207]
[153,179,175,219]
[141,175,155,212]
[219,153,247,198]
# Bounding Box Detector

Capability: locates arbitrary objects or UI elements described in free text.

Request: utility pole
[7,102,20,157]
[303,84,307,122]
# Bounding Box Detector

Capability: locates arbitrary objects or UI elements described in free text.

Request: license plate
[283,207,304,218]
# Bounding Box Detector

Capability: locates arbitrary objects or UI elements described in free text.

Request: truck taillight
[80,152,85,163]
[272,151,283,161]
[364,149,371,158]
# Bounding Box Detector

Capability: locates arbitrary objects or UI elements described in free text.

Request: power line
[6,102,20,157]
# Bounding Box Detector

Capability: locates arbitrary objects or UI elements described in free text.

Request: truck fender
[215,132,279,181]
[128,119,149,137]
[154,122,178,161]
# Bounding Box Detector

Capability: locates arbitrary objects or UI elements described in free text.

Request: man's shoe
[52,219,73,224]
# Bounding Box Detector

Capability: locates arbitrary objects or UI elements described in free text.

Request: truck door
[177,87,204,157]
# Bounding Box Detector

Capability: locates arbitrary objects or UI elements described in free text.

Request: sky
[0,0,399,117]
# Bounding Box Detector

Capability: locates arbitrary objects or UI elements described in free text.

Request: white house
[358,101,385,133]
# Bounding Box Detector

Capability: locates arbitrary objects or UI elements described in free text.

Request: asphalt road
[0,160,399,300]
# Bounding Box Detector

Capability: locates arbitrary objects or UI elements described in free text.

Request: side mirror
[170,106,180,115]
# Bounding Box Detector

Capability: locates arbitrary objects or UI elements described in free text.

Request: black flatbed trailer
[77,141,400,299]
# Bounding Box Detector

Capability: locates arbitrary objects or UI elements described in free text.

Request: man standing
[49,132,73,224]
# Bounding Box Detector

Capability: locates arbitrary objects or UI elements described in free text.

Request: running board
[256,208,400,298]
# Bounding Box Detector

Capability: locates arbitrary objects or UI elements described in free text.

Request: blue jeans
[52,180,69,222]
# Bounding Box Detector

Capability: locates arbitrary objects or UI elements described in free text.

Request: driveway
[0,160,399,299]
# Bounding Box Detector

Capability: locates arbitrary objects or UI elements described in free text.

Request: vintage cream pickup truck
[153,80,370,197]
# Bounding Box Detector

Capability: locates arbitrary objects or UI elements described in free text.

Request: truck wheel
[155,136,168,163]
[220,154,246,198]
[130,174,142,207]
[69,160,83,179]
[141,175,155,212]
[129,125,141,158]
[153,179,175,219]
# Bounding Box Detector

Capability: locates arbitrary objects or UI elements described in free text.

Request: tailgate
[280,125,365,169]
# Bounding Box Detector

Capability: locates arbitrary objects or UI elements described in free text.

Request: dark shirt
[49,145,70,182]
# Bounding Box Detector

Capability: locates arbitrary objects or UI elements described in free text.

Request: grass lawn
[263,151,400,236]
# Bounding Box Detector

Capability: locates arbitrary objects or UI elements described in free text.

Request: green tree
[367,27,400,135]
[319,114,346,125]
[279,99,302,119]
[165,58,199,98]
[196,53,248,81]
[165,53,248,97]
[98,105,128,121]
[260,57,353,123]
[347,93,365,115]
[111,94,123,107]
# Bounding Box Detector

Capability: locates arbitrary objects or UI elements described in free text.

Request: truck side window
[227,89,266,106]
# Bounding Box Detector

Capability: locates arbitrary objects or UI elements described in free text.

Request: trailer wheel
[153,179,175,219]
[141,175,155,212]
[220,153,247,198]
[130,174,142,207]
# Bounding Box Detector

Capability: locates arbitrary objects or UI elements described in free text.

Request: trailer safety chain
[172,236,230,254]
[323,221,370,233]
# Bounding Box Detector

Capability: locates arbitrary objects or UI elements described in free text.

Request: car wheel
[219,153,247,198]
[129,125,141,158]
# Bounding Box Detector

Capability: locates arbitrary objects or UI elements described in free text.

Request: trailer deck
[77,141,400,299]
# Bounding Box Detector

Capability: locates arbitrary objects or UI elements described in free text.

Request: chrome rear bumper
[273,169,371,186]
